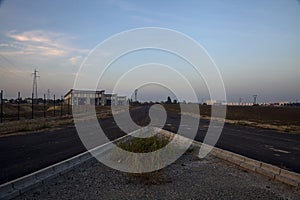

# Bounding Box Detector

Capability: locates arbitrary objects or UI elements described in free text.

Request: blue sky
[0,0,299,102]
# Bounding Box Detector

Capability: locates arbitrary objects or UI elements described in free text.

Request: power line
[0,55,22,77]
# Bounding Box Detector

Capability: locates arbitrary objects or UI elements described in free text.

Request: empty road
[1,105,300,184]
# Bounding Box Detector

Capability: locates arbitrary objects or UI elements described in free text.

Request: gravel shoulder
[14,147,300,200]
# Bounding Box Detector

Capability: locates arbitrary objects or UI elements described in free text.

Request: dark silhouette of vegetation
[166,96,172,104]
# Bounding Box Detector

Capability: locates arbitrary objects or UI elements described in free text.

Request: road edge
[158,128,300,188]
[0,127,146,200]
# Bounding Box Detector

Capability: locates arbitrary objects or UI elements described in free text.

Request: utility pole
[134,89,138,102]
[47,89,50,101]
[239,97,242,106]
[32,69,40,101]
[253,95,258,105]
[67,98,70,115]
[53,94,56,117]
[43,94,46,118]
[60,95,63,116]
[17,92,20,120]
[0,90,3,123]
[31,93,34,119]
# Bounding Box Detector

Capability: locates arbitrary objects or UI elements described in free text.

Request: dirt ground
[1,104,300,135]
[0,105,114,136]
[164,104,300,134]
[164,104,300,125]
[14,146,300,200]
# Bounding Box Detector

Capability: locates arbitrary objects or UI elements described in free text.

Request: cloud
[0,44,10,47]
[9,31,53,43]
[0,30,90,86]
[69,56,83,65]
[7,30,63,45]
[2,30,89,57]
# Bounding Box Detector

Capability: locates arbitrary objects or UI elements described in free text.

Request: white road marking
[269,147,290,154]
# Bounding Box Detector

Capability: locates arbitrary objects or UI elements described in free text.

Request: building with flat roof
[64,89,127,106]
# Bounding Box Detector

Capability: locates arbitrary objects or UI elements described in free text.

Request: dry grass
[164,104,300,134]
[0,105,136,136]
[112,134,172,185]
[0,116,74,136]
[3,103,298,135]
[47,106,63,111]
[2,104,69,121]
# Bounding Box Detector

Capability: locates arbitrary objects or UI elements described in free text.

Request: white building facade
[64,89,127,106]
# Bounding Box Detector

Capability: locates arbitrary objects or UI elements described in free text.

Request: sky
[0,0,299,103]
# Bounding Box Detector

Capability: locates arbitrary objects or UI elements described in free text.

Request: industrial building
[64,89,127,106]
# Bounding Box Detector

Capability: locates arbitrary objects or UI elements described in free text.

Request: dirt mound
[47,106,62,111]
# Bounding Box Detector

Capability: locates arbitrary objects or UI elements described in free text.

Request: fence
[0,90,72,123]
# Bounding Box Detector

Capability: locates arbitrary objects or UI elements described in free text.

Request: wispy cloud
[69,55,83,65]
[0,44,10,47]
[2,30,89,58]
[8,30,57,43]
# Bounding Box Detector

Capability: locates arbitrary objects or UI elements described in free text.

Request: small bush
[112,134,172,185]
[117,135,169,153]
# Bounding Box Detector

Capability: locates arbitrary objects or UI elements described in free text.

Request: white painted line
[269,147,290,154]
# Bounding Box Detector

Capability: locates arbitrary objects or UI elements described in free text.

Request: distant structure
[253,95,258,105]
[134,89,138,102]
[205,100,217,105]
[64,89,127,106]
[201,98,204,104]
[226,102,253,106]
[32,69,39,100]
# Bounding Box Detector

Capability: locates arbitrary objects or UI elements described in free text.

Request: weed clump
[117,135,169,153]
[112,134,172,185]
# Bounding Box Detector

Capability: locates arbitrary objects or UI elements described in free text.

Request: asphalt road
[1,105,300,184]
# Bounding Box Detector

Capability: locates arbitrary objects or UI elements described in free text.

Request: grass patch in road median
[112,134,174,185]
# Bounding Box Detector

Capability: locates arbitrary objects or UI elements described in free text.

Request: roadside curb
[211,148,300,187]
[0,151,92,200]
[158,128,300,188]
[178,113,300,187]
[0,128,146,200]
